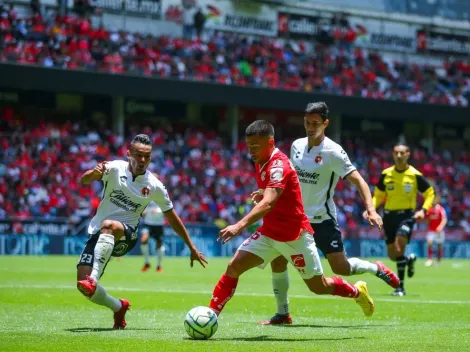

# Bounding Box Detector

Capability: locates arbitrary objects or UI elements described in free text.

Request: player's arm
[414,175,435,220]
[346,170,382,230]
[437,206,448,232]
[80,161,108,185]
[372,173,387,209]
[217,187,282,244]
[164,209,208,267]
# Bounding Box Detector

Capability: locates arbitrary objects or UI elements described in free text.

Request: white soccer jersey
[291,137,356,223]
[143,202,164,226]
[88,160,173,234]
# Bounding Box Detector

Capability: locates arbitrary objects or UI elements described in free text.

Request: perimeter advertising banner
[417,29,470,56]
[162,0,278,36]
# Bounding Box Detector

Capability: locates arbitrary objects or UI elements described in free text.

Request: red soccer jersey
[255,148,313,242]
[427,204,446,232]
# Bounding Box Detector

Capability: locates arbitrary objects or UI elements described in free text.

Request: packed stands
[1,5,469,106]
[1,107,468,236]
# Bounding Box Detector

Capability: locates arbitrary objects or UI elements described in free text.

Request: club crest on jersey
[141,186,151,197]
[261,171,266,181]
[291,254,306,268]
[315,156,323,164]
[270,167,283,182]
[272,160,283,167]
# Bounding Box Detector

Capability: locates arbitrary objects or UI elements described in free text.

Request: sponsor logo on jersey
[291,254,306,268]
[272,160,284,167]
[295,166,320,184]
[141,186,151,197]
[270,167,283,182]
[109,190,142,212]
[315,155,323,164]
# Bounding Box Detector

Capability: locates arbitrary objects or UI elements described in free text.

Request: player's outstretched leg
[259,256,292,325]
[156,239,164,272]
[305,275,374,317]
[437,243,443,264]
[209,250,263,315]
[329,253,399,289]
[140,232,151,272]
[425,236,434,267]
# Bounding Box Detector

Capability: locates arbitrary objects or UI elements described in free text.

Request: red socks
[209,274,239,314]
[331,276,359,298]
[428,246,433,260]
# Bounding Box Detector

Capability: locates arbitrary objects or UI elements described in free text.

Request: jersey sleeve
[101,160,120,183]
[416,174,435,211]
[151,183,174,212]
[266,160,288,190]
[330,148,356,178]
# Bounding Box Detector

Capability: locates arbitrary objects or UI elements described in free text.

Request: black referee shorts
[383,210,415,245]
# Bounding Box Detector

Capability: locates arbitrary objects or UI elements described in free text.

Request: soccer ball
[184,306,218,340]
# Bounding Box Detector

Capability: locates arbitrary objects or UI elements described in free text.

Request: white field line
[0,284,469,305]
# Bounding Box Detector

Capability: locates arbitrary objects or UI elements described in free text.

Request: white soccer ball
[184,306,218,340]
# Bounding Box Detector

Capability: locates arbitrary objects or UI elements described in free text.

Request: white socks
[348,257,378,275]
[141,243,150,264]
[89,284,122,312]
[272,270,289,315]
[157,246,165,268]
[90,234,115,282]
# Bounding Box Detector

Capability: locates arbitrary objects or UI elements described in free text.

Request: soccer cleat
[407,254,417,278]
[77,275,97,297]
[392,287,406,296]
[354,281,374,317]
[424,259,433,267]
[113,299,131,330]
[156,266,163,273]
[375,261,400,288]
[258,313,293,325]
[141,263,150,272]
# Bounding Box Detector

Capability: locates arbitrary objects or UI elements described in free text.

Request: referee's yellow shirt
[372,165,435,212]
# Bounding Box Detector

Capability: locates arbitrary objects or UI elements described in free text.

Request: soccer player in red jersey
[209,120,374,318]
[425,196,447,266]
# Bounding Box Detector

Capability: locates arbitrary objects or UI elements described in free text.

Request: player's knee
[271,257,288,272]
[101,220,116,232]
[226,259,245,278]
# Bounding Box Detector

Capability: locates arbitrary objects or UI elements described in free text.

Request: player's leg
[259,256,291,325]
[140,229,151,271]
[425,232,434,267]
[76,227,131,329]
[436,232,445,264]
[278,232,374,316]
[155,228,164,272]
[209,232,277,315]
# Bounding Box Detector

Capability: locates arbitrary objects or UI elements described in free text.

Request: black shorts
[383,210,415,245]
[311,220,343,256]
[141,224,164,241]
[77,222,138,274]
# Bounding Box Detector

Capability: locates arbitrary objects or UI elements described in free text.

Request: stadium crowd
[1,4,469,106]
[1,108,469,236]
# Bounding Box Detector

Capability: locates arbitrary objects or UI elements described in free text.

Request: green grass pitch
[1,256,469,352]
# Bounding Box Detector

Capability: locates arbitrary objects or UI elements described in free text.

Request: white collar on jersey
[260,148,279,172]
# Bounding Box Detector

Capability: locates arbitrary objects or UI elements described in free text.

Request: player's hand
[250,190,264,205]
[93,161,108,177]
[365,209,383,231]
[413,209,426,221]
[190,247,208,268]
[217,224,242,244]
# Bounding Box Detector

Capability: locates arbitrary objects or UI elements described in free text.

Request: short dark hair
[245,120,275,138]
[393,143,409,152]
[305,102,329,121]
[131,134,152,148]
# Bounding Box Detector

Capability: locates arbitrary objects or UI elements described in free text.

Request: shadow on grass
[211,335,366,342]
[65,327,156,333]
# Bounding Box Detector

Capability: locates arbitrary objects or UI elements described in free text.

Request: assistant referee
[367,143,435,296]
